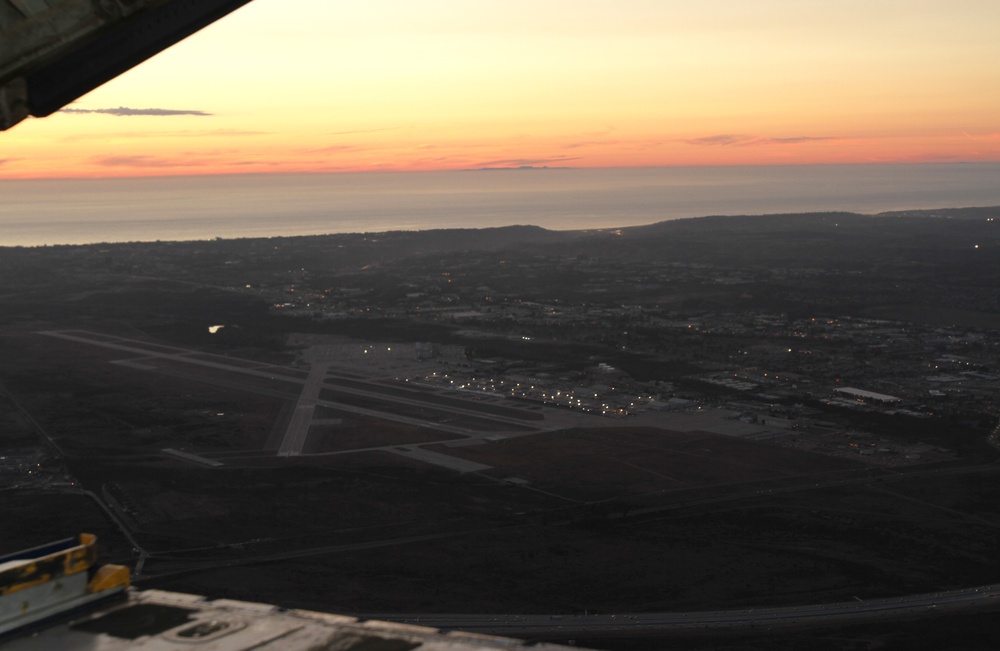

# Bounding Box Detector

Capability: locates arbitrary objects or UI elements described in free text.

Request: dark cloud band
[473,156,581,168]
[684,134,838,147]
[61,107,211,117]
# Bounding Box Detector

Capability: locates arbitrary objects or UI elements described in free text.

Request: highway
[377,584,1000,638]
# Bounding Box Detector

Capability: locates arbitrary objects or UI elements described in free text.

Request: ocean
[2,163,999,247]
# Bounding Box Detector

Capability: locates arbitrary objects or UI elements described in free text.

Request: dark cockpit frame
[0,0,253,131]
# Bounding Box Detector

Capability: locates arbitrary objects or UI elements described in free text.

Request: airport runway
[277,360,331,456]
[43,331,550,459]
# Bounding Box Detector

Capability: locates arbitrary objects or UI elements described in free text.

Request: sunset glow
[3,0,1000,178]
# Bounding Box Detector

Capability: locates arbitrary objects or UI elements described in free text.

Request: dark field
[2,212,1000,650]
[4,324,997,619]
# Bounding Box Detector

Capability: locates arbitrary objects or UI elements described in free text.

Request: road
[78,489,149,577]
[376,584,1000,638]
[0,379,65,457]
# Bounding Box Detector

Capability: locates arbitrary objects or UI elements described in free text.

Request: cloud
[310,144,365,153]
[92,155,189,168]
[327,126,403,136]
[684,134,748,146]
[562,139,621,150]
[767,136,839,144]
[61,106,211,117]
[472,156,582,168]
[683,134,839,147]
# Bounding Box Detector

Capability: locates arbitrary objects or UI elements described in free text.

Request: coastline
[2,163,1000,247]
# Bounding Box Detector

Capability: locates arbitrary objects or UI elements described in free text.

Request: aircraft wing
[0,0,254,130]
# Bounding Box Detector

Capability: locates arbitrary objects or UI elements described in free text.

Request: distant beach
[2,163,999,247]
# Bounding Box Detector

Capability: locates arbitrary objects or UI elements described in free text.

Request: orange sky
[3,0,1000,178]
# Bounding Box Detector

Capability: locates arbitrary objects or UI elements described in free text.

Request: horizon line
[4,204,998,250]
[3,159,998,183]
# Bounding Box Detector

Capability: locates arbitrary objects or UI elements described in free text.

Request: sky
[2,0,1000,179]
